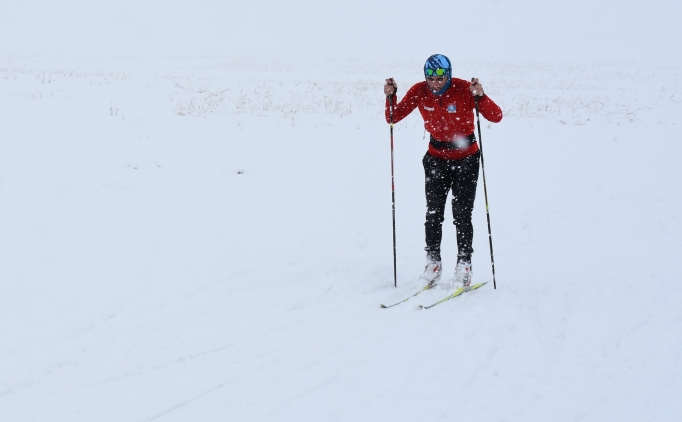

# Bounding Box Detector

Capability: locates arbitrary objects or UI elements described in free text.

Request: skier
[384,54,502,290]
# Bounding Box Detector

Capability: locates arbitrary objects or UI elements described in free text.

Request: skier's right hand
[384,78,397,97]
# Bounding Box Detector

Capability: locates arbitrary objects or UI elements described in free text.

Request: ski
[419,282,488,310]
[380,284,435,308]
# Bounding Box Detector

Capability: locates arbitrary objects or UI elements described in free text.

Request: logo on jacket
[423,106,434,112]
[447,104,457,113]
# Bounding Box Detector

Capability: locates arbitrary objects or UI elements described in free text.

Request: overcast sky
[1,0,680,61]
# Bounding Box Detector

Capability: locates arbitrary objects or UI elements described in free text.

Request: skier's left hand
[470,78,485,97]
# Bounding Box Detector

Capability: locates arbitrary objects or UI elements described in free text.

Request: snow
[1,2,682,421]
[1,54,680,422]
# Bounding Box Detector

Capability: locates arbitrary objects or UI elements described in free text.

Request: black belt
[429,133,476,150]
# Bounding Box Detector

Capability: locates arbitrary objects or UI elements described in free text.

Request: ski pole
[473,84,497,289]
[389,90,397,288]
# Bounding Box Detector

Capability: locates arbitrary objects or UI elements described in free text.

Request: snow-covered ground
[1,55,681,421]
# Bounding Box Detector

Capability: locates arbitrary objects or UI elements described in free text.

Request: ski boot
[455,254,473,291]
[419,254,442,288]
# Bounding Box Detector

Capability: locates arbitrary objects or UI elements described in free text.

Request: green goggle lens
[426,68,446,76]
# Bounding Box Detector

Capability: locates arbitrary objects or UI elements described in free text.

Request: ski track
[1,56,681,421]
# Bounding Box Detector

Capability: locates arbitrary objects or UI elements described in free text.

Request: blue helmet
[424,54,452,79]
[424,54,452,96]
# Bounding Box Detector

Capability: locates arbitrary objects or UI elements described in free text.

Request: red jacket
[385,78,503,160]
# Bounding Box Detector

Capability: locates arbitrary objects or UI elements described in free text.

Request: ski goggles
[425,68,447,77]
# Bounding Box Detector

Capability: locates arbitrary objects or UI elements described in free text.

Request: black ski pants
[422,150,480,262]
